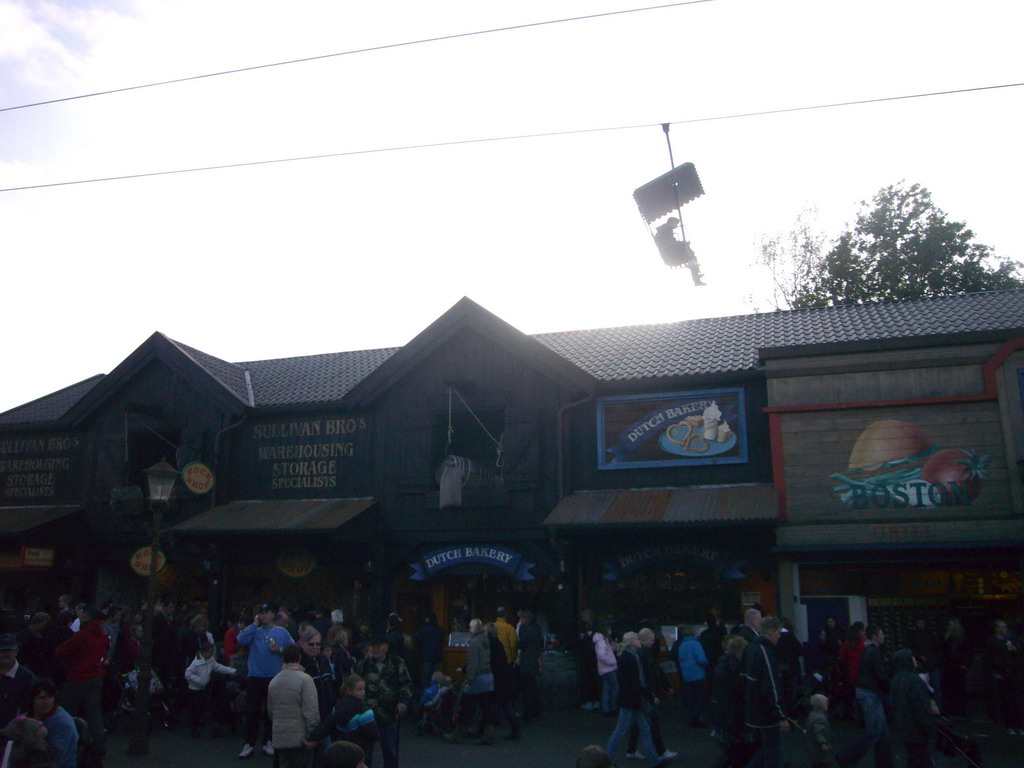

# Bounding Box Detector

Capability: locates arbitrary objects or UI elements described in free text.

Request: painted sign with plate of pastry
[830,419,989,509]
[597,388,747,469]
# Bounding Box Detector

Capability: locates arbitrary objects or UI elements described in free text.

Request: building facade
[1,292,1021,659]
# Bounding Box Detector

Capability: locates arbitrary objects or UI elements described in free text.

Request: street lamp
[127,461,178,756]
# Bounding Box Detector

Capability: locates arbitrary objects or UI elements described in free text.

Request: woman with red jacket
[55,603,111,753]
[836,622,866,721]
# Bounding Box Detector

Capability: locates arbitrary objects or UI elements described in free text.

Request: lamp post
[127,461,178,756]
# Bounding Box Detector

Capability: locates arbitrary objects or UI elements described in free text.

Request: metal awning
[0,505,80,534]
[170,498,375,533]
[543,486,777,527]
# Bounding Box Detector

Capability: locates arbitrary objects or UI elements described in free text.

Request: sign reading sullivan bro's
[238,416,370,498]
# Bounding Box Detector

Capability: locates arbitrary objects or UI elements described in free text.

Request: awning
[0,505,80,535]
[543,486,777,526]
[170,498,375,533]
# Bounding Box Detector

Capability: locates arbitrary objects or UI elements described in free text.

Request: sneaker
[626,752,644,760]
[238,744,254,759]
[660,750,678,759]
[262,742,274,756]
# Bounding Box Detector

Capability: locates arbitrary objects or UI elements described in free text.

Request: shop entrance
[395,569,560,637]
[799,562,1022,650]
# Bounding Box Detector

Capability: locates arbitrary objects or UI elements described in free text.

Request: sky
[1,0,1022,414]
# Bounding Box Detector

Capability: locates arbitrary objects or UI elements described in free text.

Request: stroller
[935,718,983,768]
[118,668,174,731]
[414,684,461,736]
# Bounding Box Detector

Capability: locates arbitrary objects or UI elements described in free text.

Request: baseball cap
[0,634,18,650]
[259,603,278,614]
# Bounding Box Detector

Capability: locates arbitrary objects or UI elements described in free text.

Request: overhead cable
[0,0,714,114]
[1,81,1020,194]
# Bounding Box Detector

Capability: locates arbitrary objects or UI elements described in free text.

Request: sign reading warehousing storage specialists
[235,416,371,498]
[0,434,83,503]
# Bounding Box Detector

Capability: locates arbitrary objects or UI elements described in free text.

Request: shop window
[432,408,504,478]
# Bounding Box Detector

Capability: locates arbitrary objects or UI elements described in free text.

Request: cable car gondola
[633,124,706,285]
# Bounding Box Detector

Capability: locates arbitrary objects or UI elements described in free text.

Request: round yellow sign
[277,547,317,579]
[130,546,166,577]
[182,462,215,495]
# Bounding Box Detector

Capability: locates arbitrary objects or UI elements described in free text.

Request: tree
[750,206,826,312]
[790,182,1022,309]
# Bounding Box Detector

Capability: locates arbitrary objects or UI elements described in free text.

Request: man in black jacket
[742,616,789,768]
[0,633,36,730]
[890,648,938,768]
[413,612,444,692]
[732,608,763,645]
[605,632,672,768]
[835,625,895,768]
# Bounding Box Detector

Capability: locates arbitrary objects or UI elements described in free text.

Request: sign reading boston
[243,416,369,497]
[830,419,988,510]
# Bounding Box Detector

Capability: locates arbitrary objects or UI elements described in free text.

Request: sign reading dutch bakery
[603,544,746,580]
[410,545,535,580]
[236,415,370,498]
[597,389,747,469]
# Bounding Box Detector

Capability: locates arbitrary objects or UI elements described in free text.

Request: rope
[445,388,454,455]
[450,387,505,469]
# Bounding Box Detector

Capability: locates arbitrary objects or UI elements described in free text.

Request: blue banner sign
[603,543,746,580]
[410,545,535,580]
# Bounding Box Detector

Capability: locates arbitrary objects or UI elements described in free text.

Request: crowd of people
[0,597,556,768]
[569,607,1020,768]
[0,594,1019,768]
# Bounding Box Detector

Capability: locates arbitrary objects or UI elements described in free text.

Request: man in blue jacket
[677,625,709,727]
[237,603,295,759]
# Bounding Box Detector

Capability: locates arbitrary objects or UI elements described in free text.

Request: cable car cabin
[634,162,706,286]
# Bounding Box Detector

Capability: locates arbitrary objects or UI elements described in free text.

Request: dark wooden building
[1,292,1022,659]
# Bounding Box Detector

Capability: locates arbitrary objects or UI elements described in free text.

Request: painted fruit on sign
[921,448,985,500]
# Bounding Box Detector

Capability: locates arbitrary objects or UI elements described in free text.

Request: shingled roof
[241,347,401,407]
[535,288,1024,381]
[0,375,104,427]
[3,289,1023,426]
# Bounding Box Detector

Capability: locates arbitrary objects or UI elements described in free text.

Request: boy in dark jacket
[804,694,832,768]
[305,674,379,757]
[890,649,938,768]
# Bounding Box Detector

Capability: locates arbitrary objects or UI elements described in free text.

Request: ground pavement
[103,705,1010,768]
